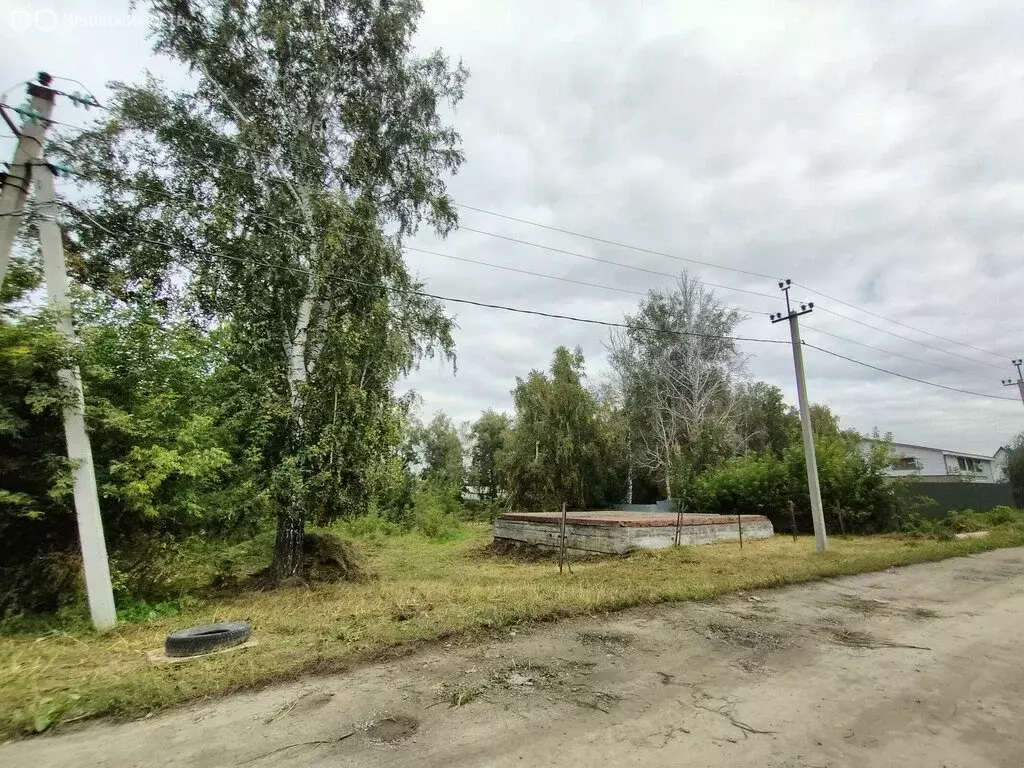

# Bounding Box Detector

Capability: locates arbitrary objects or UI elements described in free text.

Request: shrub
[412,483,463,541]
[694,454,795,524]
[694,434,898,534]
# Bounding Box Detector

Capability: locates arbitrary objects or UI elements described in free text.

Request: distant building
[862,439,1003,484]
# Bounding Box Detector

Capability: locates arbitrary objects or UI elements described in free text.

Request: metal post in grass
[737,513,744,549]
[788,500,798,542]
[674,497,685,547]
[559,501,567,574]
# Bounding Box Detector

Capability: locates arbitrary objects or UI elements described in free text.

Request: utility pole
[1,73,116,631]
[1002,359,1024,407]
[770,279,828,553]
[0,75,56,288]
[34,155,117,631]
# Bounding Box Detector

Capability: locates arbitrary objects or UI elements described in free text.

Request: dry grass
[2,523,1022,738]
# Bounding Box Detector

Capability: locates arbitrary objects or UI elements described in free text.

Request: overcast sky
[2,1,1022,454]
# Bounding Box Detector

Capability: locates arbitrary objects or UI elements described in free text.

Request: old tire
[164,621,252,658]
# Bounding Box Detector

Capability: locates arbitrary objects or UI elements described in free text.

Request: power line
[405,244,771,320]
[797,281,1008,361]
[454,203,1013,364]
[44,99,1011,370]
[404,245,649,299]
[457,226,780,302]
[63,158,780,304]
[801,323,993,381]
[803,342,1018,402]
[813,306,1006,373]
[456,202,781,281]
[61,204,1024,403]
[65,202,788,347]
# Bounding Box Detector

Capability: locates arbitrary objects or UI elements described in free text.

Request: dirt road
[6,547,1024,767]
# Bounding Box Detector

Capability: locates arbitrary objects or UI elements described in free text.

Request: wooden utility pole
[771,280,828,553]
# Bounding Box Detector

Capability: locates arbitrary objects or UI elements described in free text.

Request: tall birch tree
[60,0,467,580]
[608,273,744,502]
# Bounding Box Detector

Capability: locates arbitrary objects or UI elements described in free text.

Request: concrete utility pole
[770,280,828,553]
[0,76,56,288]
[34,156,117,631]
[1002,359,1024,407]
[1,73,116,631]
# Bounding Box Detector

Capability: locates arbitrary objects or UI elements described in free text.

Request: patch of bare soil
[364,714,419,743]
[836,593,894,615]
[575,630,635,648]
[702,621,787,651]
[823,627,931,651]
[833,593,942,622]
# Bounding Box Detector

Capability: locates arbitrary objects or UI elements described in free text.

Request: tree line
[410,274,906,536]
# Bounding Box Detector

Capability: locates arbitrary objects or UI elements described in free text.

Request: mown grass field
[3,522,1023,739]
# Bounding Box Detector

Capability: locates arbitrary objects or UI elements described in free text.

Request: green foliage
[902,506,1024,540]
[468,410,510,501]
[694,453,794,517]
[501,347,620,511]
[608,273,744,500]
[409,412,465,490]
[411,482,463,541]
[1003,433,1024,505]
[696,424,897,534]
[56,0,467,580]
[733,382,797,457]
[337,509,404,540]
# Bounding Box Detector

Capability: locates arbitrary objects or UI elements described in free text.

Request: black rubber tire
[164,621,252,658]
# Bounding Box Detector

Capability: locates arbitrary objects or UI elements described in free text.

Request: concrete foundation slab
[493,510,773,555]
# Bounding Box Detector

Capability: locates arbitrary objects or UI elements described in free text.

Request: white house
[862,440,1004,483]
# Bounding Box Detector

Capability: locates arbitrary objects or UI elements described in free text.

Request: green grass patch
[2,522,1023,738]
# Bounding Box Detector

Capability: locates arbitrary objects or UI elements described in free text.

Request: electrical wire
[797,281,1008,361]
[62,164,778,305]
[813,306,1006,373]
[457,225,781,302]
[456,203,781,281]
[456,202,1013,364]
[803,343,1017,401]
[59,202,1023,403]
[45,75,105,108]
[41,95,1014,373]
[801,324,993,381]
[63,202,788,347]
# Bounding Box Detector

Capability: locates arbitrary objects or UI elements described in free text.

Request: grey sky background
[2,1,1021,454]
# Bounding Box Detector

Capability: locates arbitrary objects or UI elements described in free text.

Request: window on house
[896,456,920,470]
[956,456,982,473]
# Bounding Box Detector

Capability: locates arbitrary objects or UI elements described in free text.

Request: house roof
[862,438,997,461]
